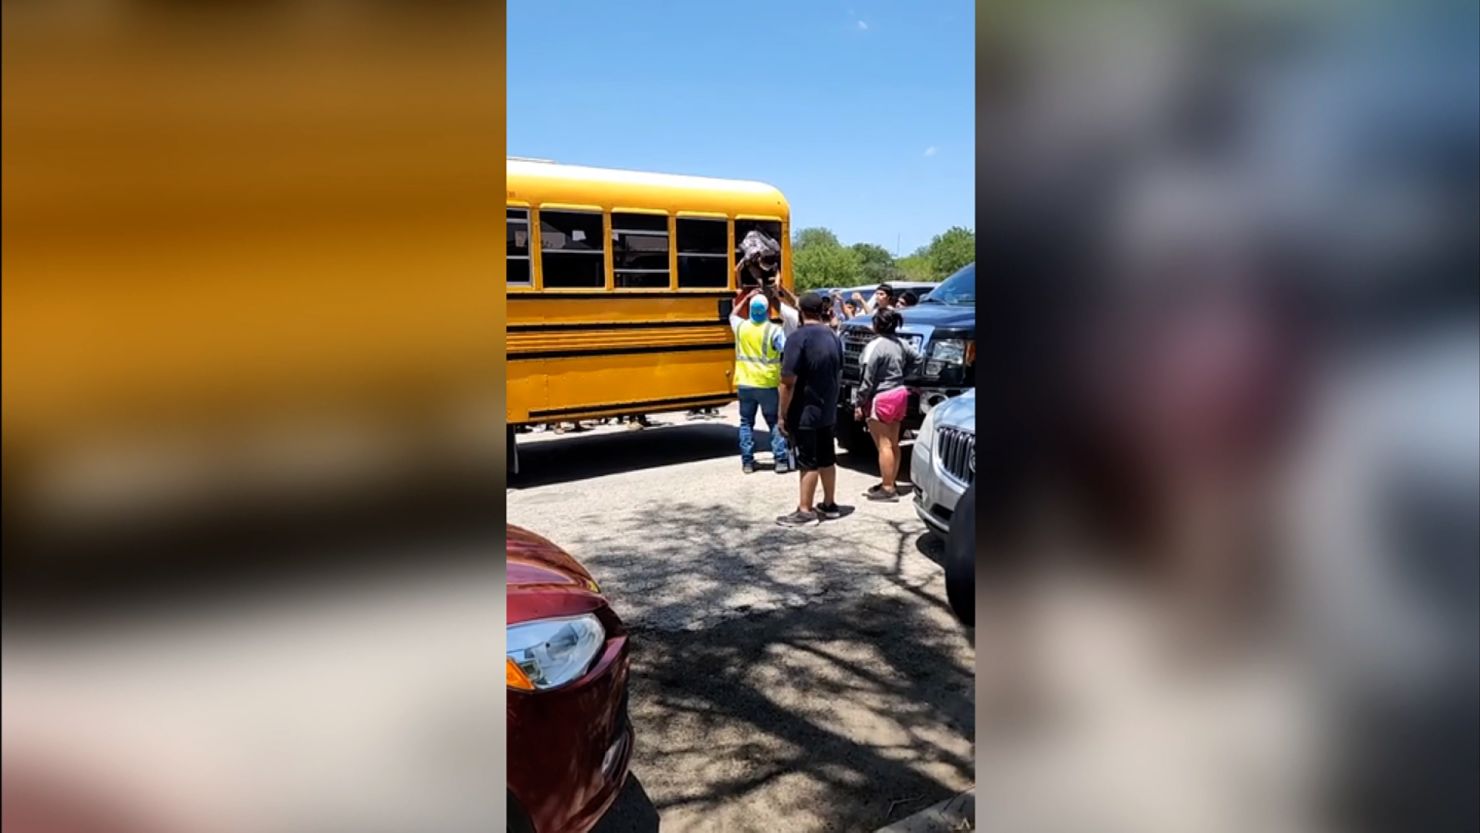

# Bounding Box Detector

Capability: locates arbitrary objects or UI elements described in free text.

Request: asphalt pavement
[508,404,975,832]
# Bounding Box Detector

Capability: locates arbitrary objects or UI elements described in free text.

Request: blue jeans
[738,386,788,465]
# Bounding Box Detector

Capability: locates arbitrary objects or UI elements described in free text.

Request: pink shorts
[869,387,910,423]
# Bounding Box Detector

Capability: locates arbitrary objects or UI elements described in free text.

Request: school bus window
[540,210,605,288]
[507,207,532,287]
[612,212,670,289]
[734,219,782,267]
[676,217,729,288]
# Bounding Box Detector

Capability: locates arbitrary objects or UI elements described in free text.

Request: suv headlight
[926,339,968,376]
[507,613,605,691]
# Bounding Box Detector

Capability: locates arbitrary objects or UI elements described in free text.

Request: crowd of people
[727,249,921,525]
[520,239,924,524]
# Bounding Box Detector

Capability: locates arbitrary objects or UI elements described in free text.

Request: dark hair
[873,307,903,335]
[899,290,918,306]
[844,299,860,311]
[798,291,829,320]
[876,283,896,300]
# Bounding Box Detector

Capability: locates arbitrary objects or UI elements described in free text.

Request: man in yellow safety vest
[730,290,791,474]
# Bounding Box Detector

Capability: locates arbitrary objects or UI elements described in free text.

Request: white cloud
[923,146,938,157]
[856,19,869,30]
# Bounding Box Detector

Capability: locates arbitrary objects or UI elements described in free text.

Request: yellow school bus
[506,159,792,469]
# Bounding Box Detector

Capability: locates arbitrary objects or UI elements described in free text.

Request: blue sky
[507,1,973,256]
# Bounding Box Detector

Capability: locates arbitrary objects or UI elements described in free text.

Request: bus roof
[507,159,789,217]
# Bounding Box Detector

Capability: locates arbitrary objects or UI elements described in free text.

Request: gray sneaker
[775,509,820,527]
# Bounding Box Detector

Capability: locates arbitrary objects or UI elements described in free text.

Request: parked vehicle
[836,264,974,452]
[830,280,941,300]
[506,158,795,475]
[944,480,975,628]
[910,387,975,536]
[507,525,633,833]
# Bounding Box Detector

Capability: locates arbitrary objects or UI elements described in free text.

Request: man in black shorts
[776,291,845,526]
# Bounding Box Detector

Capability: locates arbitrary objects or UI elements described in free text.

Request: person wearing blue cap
[730,287,791,474]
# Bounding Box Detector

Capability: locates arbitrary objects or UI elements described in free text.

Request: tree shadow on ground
[575,501,974,831]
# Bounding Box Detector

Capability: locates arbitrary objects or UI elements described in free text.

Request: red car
[507,525,633,833]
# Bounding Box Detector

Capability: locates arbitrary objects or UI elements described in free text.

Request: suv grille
[841,329,923,379]
[841,329,872,376]
[936,426,975,485]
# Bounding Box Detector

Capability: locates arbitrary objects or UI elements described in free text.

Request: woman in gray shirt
[854,308,922,500]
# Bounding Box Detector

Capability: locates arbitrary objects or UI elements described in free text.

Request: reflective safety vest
[734,319,782,388]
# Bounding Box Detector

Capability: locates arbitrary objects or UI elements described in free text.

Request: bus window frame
[734,214,787,289]
[674,211,733,292]
[506,203,533,291]
[537,203,609,292]
[610,207,672,292]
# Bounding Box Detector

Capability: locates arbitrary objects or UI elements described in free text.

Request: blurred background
[4,0,1475,831]
[3,1,505,831]
[975,1,1476,832]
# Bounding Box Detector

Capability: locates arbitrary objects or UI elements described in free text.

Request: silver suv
[910,388,975,535]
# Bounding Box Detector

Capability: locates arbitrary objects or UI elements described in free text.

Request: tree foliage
[793,243,861,291]
[792,227,841,251]
[788,225,972,290]
[924,226,975,278]
[850,242,902,284]
[895,254,935,282]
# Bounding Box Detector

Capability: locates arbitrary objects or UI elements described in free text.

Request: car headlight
[930,339,967,363]
[925,338,970,377]
[506,613,605,691]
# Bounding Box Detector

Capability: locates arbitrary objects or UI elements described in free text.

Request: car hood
[932,388,976,431]
[507,525,597,591]
[898,302,974,329]
[843,302,974,337]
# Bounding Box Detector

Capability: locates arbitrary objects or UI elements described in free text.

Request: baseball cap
[798,291,829,318]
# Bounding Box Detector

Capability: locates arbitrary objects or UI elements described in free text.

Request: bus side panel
[506,361,548,423]
[526,350,734,421]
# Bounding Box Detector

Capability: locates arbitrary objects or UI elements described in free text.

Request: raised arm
[732,286,758,313]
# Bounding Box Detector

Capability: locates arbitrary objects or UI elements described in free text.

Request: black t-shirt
[781,322,843,429]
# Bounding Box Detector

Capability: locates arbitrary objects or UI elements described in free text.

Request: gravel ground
[509,405,975,832]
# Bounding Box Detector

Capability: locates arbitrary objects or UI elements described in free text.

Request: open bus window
[507,207,531,287]
[612,212,670,289]
[734,219,783,287]
[676,217,729,288]
[540,209,605,288]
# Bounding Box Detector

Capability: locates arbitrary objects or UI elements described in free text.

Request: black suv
[836,262,975,452]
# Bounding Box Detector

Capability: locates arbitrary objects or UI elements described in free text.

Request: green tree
[789,226,860,290]
[792,227,841,252]
[924,226,975,278]
[895,253,934,282]
[793,245,861,290]
[850,242,902,284]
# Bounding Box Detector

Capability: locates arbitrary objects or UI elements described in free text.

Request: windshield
[921,263,975,306]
